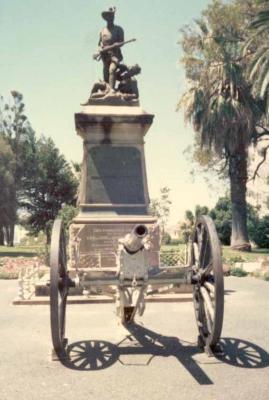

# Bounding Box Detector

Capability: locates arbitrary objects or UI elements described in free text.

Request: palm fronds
[246,5,269,109]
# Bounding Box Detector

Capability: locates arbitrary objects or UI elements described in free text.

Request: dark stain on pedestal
[101,116,113,144]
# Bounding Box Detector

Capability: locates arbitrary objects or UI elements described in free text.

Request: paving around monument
[1,5,269,400]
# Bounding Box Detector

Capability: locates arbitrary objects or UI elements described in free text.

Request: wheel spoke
[200,286,214,322]
[200,233,209,268]
[193,242,199,265]
[204,303,213,333]
[204,281,215,296]
[200,261,213,277]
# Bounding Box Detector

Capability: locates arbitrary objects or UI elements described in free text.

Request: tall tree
[247,2,269,113]
[0,91,36,245]
[150,186,172,235]
[179,205,209,243]
[179,0,264,251]
[246,2,269,172]
[0,137,16,245]
[22,136,78,244]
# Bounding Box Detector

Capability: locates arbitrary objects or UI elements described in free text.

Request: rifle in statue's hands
[93,38,136,61]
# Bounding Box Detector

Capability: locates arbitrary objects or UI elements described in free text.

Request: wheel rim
[191,215,224,348]
[50,218,68,358]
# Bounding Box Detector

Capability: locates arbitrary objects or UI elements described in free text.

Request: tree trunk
[4,224,15,247]
[46,227,51,245]
[9,223,15,247]
[229,152,251,251]
[4,226,10,246]
[0,227,4,245]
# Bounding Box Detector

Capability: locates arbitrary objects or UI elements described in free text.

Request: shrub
[249,216,269,248]
[0,271,19,279]
[160,249,185,266]
[230,266,248,277]
[170,238,181,245]
[264,272,269,281]
[161,232,172,245]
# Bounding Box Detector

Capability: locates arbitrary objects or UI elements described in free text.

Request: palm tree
[247,6,269,114]
[179,19,261,251]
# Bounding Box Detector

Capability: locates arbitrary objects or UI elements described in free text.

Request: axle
[70,267,191,288]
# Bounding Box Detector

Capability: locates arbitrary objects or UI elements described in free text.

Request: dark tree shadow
[61,325,269,385]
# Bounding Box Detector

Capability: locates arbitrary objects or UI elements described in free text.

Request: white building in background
[247,142,269,216]
[14,225,27,245]
[166,224,180,239]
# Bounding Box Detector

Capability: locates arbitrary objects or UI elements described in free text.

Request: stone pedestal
[70,104,160,269]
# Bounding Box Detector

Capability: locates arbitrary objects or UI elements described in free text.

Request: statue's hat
[101,7,116,20]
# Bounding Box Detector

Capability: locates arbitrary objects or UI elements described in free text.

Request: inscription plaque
[70,223,160,269]
[87,146,144,204]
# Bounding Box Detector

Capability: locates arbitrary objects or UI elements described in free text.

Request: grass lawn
[222,246,269,262]
[162,244,186,252]
[162,244,269,263]
[0,245,42,258]
[0,243,268,263]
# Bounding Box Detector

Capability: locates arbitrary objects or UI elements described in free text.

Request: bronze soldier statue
[82,7,140,105]
[94,7,125,91]
[89,63,141,101]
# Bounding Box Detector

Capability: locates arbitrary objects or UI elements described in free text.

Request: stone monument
[69,7,160,270]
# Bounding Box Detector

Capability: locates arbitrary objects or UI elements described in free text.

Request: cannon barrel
[121,224,148,254]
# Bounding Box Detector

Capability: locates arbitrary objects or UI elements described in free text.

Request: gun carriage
[50,215,224,360]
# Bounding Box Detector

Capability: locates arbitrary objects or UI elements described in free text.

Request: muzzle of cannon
[120,224,148,254]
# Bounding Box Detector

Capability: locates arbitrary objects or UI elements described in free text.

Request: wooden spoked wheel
[190,215,224,353]
[50,218,69,359]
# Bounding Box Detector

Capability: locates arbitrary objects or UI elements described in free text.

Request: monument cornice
[75,112,154,130]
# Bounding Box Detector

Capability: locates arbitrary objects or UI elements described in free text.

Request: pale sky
[0,0,225,223]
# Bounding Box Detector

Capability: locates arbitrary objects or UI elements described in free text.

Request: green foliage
[0,91,37,245]
[249,215,269,248]
[161,232,172,245]
[223,254,246,266]
[22,136,79,243]
[0,137,16,240]
[178,0,269,249]
[0,92,37,191]
[210,196,261,245]
[247,3,269,115]
[20,231,46,247]
[58,205,79,233]
[179,214,193,244]
[195,205,209,218]
[36,245,50,266]
[230,266,248,277]
[210,196,232,245]
[0,270,19,280]
[150,187,172,233]
[170,238,181,246]
[0,91,79,246]
[222,244,269,263]
[160,249,185,266]
[264,272,269,281]
[180,196,262,247]
[179,0,262,158]
[179,205,209,244]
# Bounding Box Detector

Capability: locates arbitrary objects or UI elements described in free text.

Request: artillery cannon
[49,216,224,360]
